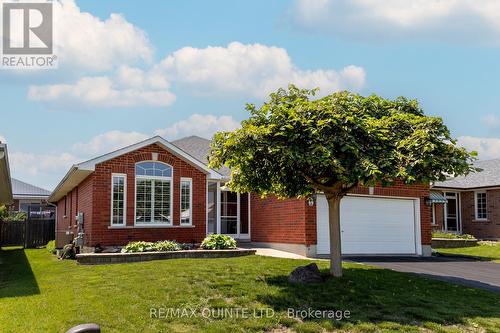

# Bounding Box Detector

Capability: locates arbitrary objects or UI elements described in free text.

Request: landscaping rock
[288,263,323,283]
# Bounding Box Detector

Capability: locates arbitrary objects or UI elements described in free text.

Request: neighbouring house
[432,159,500,240]
[0,142,13,205]
[49,135,432,256]
[8,178,54,219]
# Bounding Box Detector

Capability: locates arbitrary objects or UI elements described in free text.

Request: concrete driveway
[348,256,500,293]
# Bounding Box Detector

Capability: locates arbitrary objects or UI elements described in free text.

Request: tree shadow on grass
[0,247,40,298]
[257,264,500,330]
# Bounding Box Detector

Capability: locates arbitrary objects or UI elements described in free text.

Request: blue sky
[1,0,500,190]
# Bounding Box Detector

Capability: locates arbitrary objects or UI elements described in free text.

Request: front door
[206,181,250,239]
[220,190,250,239]
[445,192,460,232]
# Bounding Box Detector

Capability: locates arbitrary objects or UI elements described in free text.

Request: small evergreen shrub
[46,240,56,254]
[200,234,237,250]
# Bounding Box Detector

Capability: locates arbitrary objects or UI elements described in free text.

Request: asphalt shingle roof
[12,178,51,197]
[434,158,500,189]
[171,136,231,177]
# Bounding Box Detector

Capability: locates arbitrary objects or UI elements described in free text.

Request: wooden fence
[0,219,55,248]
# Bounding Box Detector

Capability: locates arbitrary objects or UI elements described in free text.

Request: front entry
[444,192,461,232]
[207,181,250,239]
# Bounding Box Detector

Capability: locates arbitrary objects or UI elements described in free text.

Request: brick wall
[88,143,207,247]
[55,175,93,248]
[251,181,432,246]
[250,195,311,245]
[461,190,500,239]
[432,203,445,231]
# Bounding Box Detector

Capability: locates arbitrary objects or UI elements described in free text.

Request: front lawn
[1,248,500,333]
[436,241,500,263]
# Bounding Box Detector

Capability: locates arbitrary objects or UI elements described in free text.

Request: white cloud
[158,42,366,98]
[28,70,176,108]
[72,130,150,155]
[54,0,153,71]
[0,135,6,143]
[458,136,500,160]
[289,0,500,44]
[9,151,78,190]
[155,114,240,140]
[29,42,363,107]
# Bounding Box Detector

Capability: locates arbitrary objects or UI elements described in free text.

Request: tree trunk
[326,194,343,277]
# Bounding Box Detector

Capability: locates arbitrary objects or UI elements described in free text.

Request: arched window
[135,161,173,225]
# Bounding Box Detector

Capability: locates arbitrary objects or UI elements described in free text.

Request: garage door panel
[316,195,417,255]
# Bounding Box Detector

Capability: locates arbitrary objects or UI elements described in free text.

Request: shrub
[4,211,27,221]
[152,240,181,252]
[432,232,476,240]
[46,240,56,254]
[121,241,155,253]
[200,234,237,250]
[121,240,182,253]
[0,205,7,219]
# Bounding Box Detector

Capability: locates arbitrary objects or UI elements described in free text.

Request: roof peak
[173,135,211,142]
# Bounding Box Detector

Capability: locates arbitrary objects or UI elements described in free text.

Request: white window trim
[431,203,436,226]
[110,173,127,227]
[474,191,488,221]
[134,161,174,227]
[180,177,193,226]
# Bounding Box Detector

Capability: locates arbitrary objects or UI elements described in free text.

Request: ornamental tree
[209,85,476,277]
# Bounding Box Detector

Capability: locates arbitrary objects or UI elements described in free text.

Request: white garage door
[316,195,419,255]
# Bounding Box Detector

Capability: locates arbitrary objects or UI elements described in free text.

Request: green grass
[1,248,500,333]
[436,241,500,263]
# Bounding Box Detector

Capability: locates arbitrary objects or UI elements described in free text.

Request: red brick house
[50,135,432,256]
[432,159,500,240]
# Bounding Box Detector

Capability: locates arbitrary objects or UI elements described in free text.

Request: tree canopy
[209,85,476,198]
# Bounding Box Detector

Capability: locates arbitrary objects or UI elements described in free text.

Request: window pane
[207,182,217,233]
[135,161,172,177]
[221,217,237,234]
[136,179,152,223]
[221,191,237,217]
[476,193,487,219]
[153,180,170,223]
[181,180,191,224]
[111,175,126,225]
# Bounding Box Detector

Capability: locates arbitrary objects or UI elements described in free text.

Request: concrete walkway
[238,244,312,260]
[348,256,500,293]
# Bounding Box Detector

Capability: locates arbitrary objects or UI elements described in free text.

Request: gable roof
[49,136,224,202]
[171,136,231,177]
[433,158,500,189]
[0,143,13,204]
[12,178,51,199]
